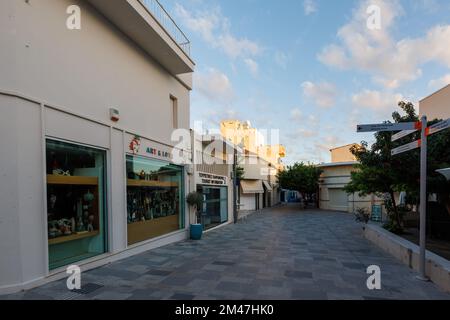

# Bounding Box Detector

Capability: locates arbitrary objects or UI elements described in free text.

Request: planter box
[364,223,450,293]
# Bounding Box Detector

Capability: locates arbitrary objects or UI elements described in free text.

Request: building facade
[192,133,237,230]
[219,120,285,213]
[318,145,384,213]
[419,84,450,120]
[0,0,194,293]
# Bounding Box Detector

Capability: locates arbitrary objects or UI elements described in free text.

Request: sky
[159,0,450,165]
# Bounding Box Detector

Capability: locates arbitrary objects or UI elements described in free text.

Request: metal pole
[417,115,429,281]
[233,148,238,224]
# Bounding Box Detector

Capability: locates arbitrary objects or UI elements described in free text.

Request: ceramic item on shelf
[50,194,57,210]
[87,215,95,232]
[83,190,95,202]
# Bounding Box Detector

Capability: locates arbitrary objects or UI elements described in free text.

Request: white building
[0,0,194,293]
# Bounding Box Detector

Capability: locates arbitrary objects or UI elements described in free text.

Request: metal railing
[141,0,191,57]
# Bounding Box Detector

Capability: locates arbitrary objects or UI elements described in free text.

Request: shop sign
[128,135,172,160]
[197,172,227,186]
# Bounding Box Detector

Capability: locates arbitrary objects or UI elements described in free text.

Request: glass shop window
[46,140,107,270]
[197,186,228,230]
[126,155,184,245]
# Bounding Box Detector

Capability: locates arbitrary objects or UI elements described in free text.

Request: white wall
[0,0,191,147]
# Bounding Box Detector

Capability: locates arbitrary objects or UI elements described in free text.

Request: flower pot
[190,224,203,240]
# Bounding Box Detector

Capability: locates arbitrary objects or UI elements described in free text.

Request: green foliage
[277,162,323,195]
[236,166,245,180]
[346,101,450,233]
[186,192,203,211]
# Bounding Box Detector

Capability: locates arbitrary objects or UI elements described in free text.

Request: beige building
[318,145,384,213]
[0,0,194,293]
[220,120,284,212]
[419,84,450,120]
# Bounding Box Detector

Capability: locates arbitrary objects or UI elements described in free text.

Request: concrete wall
[365,223,450,293]
[0,0,191,145]
[419,85,450,120]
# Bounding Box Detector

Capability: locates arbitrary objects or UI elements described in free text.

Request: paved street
[2,205,450,300]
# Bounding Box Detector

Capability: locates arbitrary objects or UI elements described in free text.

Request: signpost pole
[418,116,428,281]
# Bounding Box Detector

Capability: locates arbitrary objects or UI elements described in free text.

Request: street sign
[391,129,417,142]
[357,122,420,133]
[391,139,421,156]
[427,118,450,136]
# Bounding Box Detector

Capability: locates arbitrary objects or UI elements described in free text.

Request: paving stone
[2,205,449,300]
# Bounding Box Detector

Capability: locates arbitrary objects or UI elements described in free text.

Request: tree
[345,101,450,233]
[277,162,323,201]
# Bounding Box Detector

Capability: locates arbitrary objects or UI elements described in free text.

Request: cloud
[301,81,337,108]
[351,89,403,111]
[290,108,303,122]
[303,0,317,15]
[175,4,261,60]
[194,68,234,103]
[244,58,259,76]
[428,74,450,90]
[318,0,450,88]
[274,51,290,69]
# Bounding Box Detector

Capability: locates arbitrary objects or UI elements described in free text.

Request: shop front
[195,172,229,230]
[125,135,187,245]
[46,139,108,270]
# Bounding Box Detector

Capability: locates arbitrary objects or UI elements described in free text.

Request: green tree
[277,162,323,200]
[345,101,450,233]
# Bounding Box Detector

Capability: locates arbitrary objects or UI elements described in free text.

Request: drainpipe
[233,147,238,223]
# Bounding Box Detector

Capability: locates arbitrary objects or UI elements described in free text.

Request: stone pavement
[2,205,450,300]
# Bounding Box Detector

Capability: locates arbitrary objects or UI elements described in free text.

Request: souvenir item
[83,190,94,202]
[50,194,57,210]
[87,215,95,232]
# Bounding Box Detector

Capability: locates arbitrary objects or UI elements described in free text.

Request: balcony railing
[141,0,191,57]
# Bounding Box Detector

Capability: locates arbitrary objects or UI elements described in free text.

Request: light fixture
[109,108,120,122]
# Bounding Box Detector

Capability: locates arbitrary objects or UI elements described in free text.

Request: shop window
[197,186,228,230]
[126,155,184,245]
[46,140,107,270]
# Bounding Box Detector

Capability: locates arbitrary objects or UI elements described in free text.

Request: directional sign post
[418,116,428,281]
[391,139,421,156]
[391,129,417,142]
[357,122,420,133]
[427,118,450,136]
[356,116,450,281]
[357,117,450,280]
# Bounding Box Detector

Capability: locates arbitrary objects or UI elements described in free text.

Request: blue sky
[159,0,450,164]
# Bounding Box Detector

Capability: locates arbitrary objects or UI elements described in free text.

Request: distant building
[419,84,450,120]
[318,144,384,213]
[220,120,285,212]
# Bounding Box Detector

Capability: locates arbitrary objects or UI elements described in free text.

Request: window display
[197,186,228,230]
[46,140,107,270]
[126,155,184,245]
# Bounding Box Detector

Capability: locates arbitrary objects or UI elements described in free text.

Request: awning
[240,180,264,194]
[262,180,273,191]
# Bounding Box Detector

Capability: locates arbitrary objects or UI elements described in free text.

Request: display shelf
[47,175,99,186]
[48,231,100,245]
[127,179,178,188]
